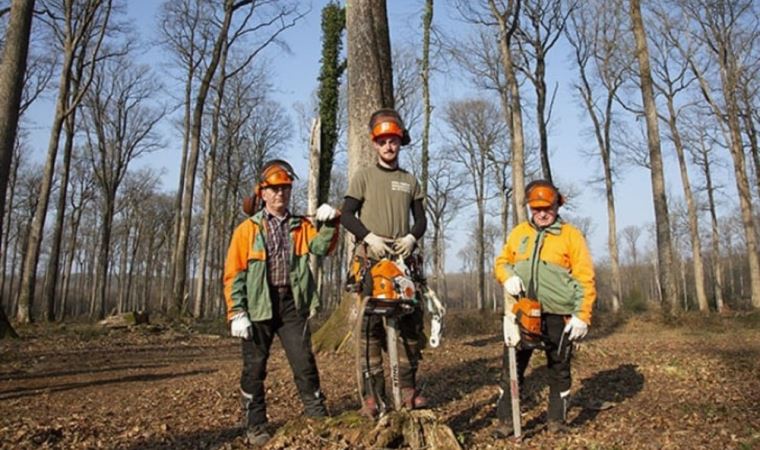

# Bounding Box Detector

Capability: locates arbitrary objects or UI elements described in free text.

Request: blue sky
[23,0,740,270]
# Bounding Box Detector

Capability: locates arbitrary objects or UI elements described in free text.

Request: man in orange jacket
[494,180,597,435]
[223,159,340,445]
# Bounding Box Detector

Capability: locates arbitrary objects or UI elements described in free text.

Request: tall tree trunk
[489,0,527,224]
[59,203,84,320]
[16,15,78,323]
[93,196,116,319]
[117,224,130,313]
[346,0,395,177]
[602,95,622,314]
[698,142,724,312]
[0,0,34,337]
[420,0,433,233]
[476,194,485,310]
[194,38,230,319]
[629,0,679,315]
[718,62,760,310]
[664,98,708,312]
[42,109,78,321]
[169,32,197,313]
[0,151,20,321]
[173,0,235,316]
[739,84,760,200]
[307,118,321,292]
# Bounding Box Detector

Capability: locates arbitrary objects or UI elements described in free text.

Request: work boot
[303,389,328,418]
[245,425,271,447]
[401,387,428,409]
[360,396,380,418]
[493,421,514,439]
[548,389,570,423]
[547,421,571,434]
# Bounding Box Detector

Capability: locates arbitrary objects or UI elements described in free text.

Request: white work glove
[563,315,588,341]
[503,275,525,297]
[315,203,338,222]
[230,312,252,339]
[503,312,521,346]
[393,234,416,258]
[363,232,393,256]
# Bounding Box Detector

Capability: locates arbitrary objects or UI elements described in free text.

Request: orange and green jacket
[223,210,340,321]
[494,218,597,324]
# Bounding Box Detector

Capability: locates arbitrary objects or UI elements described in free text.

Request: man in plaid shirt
[223,159,341,446]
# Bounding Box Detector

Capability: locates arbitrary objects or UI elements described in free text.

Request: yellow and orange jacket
[494,218,597,324]
[223,210,340,321]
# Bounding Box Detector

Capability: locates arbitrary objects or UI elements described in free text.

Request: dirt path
[1,315,758,449]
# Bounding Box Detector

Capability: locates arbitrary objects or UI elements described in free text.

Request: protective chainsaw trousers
[359,305,424,399]
[497,313,573,424]
[240,287,326,428]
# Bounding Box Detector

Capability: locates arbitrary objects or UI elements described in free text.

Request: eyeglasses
[264,185,291,193]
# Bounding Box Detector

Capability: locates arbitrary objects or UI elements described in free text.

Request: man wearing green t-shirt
[340,108,428,418]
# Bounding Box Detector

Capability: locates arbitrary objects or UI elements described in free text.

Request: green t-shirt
[345,165,423,239]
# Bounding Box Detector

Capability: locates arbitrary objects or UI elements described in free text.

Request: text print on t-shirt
[391,181,411,193]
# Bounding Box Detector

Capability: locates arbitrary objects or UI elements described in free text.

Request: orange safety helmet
[368,108,411,145]
[525,179,564,208]
[242,159,298,216]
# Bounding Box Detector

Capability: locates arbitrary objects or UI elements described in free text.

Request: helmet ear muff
[242,195,258,216]
[401,129,411,146]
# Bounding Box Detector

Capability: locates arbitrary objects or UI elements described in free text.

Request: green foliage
[317,2,346,204]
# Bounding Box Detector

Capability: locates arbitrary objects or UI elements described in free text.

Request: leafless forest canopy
[1,0,759,327]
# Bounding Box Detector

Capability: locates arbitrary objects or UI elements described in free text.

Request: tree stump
[312,292,358,353]
[363,410,461,449]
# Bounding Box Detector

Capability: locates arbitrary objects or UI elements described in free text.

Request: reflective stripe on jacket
[223,210,339,321]
[494,218,597,324]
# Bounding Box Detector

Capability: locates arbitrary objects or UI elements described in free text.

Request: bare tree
[159,0,215,312]
[566,0,629,312]
[686,118,727,312]
[443,98,508,310]
[629,0,680,315]
[0,0,35,336]
[674,0,760,308]
[81,55,164,319]
[426,154,464,299]
[58,157,94,319]
[648,6,708,311]
[16,0,113,323]
[172,0,304,315]
[515,0,576,183]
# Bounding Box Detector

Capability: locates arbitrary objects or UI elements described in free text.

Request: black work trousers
[497,313,572,424]
[240,287,326,428]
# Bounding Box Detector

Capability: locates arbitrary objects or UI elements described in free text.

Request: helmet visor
[260,164,294,188]
[527,185,558,208]
[371,120,404,140]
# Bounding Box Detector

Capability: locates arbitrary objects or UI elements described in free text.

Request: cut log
[98,311,150,329]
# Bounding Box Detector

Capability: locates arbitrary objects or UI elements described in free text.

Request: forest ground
[1,310,759,450]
